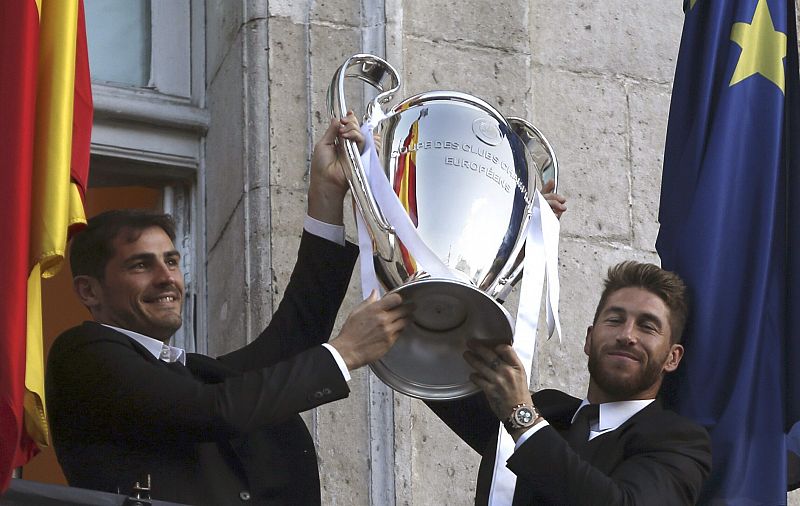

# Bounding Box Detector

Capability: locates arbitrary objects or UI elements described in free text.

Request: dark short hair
[69,209,176,280]
[592,261,689,343]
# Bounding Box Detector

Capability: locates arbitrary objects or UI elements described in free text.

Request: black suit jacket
[46,232,359,505]
[429,389,711,505]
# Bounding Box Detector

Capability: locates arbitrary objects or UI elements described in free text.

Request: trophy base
[370,278,514,401]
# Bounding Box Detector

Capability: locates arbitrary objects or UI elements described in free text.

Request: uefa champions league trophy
[328,54,560,400]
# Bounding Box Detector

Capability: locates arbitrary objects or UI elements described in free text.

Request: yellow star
[729,0,787,93]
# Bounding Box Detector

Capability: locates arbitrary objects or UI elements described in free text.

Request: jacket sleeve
[506,414,712,505]
[218,231,359,371]
[425,393,501,454]
[46,325,350,446]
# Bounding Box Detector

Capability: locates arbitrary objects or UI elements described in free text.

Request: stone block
[401,38,532,118]
[309,24,364,133]
[403,398,479,505]
[532,68,630,242]
[404,0,530,52]
[244,0,268,21]
[268,1,309,23]
[628,82,673,252]
[269,187,308,298]
[205,205,248,356]
[206,1,243,86]
[206,31,245,248]
[530,0,683,83]
[310,0,361,27]
[316,370,371,506]
[268,18,312,190]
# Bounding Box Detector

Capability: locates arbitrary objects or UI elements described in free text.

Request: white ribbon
[356,124,462,296]
[354,125,385,298]
[354,123,562,504]
[487,191,561,505]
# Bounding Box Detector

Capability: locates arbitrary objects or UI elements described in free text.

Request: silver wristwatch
[504,403,540,431]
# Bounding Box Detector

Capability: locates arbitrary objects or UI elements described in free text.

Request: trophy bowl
[329,54,558,400]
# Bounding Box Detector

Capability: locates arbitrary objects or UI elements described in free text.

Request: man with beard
[428,261,712,505]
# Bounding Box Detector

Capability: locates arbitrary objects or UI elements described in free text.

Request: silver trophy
[328,54,558,400]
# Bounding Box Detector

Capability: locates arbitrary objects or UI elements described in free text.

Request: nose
[617,320,638,345]
[154,261,181,286]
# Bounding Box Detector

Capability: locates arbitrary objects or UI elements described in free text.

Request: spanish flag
[0,0,91,492]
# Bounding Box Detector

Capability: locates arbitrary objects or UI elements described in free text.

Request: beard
[587,345,666,400]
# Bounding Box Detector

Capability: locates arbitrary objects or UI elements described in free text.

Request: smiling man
[45,115,412,505]
[428,261,712,505]
[75,220,185,342]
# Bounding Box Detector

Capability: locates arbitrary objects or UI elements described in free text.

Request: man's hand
[464,341,535,431]
[308,112,365,225]
[542,179,567,219]
[329,291,412,370]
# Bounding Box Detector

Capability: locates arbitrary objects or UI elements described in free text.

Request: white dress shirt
[103,324,187,365]
[578,399,655,440]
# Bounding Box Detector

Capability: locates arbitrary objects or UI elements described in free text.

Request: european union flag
[656,0,800,503]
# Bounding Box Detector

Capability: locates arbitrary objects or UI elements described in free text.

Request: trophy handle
[507,117,559,193]
[493,118,560,302]
[327,54,401,234]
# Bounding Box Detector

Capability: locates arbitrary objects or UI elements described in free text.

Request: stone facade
[203,1,800,504]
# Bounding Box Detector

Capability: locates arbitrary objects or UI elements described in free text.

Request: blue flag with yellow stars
[657,0,800,502]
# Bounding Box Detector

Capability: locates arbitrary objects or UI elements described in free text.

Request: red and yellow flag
[0,0,92,492]
[394,112,422,274]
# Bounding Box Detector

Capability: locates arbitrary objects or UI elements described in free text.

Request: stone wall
[204,1,800,504]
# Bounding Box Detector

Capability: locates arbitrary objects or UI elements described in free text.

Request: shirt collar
[102,324,186,365]
[572,398,655,433]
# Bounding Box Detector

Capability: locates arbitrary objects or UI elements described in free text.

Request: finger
[340,110,358,125]
[385,318,408,337]
[466,340,498,364]
[385,304,415,324]
[320,118,339,145]
[494,344,524,369]
[464,350,496,378]
[340,121,366,153]
[339,113,361,133]
[360,290,379,306]
[377,292,404,309]
[380,302,412,325]
[340,128,365,145]
[339,114,361,131]
[542,179,555,194]
[469,372,492,388]
[544,195,567,216]
[339,123,361,136]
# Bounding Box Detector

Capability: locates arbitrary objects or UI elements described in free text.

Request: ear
[584,326,593,356]
[662,343,685,373]
[73,276,102,309]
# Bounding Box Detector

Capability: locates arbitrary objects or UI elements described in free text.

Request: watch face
[515,407,534,425]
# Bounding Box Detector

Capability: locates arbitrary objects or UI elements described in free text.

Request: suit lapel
[575,399,664,472]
